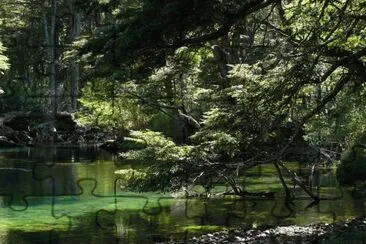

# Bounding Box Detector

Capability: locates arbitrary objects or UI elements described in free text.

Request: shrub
[337,134,366,184]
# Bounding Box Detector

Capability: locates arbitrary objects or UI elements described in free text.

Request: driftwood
[274,161,292,199]
[224,176,275,199]
[277,160,320,203]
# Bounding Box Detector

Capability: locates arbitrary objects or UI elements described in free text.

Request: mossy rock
[337,135,366,185]
[3,112,30,131]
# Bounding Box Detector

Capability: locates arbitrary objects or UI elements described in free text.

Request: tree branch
[172,0,275,47]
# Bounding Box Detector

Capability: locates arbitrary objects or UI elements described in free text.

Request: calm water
[0,146,364,243]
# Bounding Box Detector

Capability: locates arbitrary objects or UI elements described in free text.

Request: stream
[0,146,364,243]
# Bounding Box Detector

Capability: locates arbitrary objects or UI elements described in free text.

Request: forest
[0,0,366,243]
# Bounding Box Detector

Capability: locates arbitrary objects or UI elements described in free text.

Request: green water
[0,146,364,243]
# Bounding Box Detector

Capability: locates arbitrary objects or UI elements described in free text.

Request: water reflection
[0,147,364,243]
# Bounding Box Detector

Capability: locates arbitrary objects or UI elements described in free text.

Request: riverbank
[185,217,366,243]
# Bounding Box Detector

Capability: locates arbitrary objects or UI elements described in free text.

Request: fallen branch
[277,160,319,203]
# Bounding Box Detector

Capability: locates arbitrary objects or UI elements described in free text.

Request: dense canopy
[0,0,365,196]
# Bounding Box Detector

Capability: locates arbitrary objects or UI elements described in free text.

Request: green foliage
[78,79,150,130]
[2,0,366,194]
[337,134,366,185]
[114,169,147,190]
[0,42,9,74]
[119,130,194,191]
[304,85,366,148]
[105,0,365,192]
[78,0,249,75]
[124,130,193,161]
[191,129,239,160]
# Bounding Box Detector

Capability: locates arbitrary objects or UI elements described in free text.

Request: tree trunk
[277,160,320,203]
[68,0,81,111]
[274,161,292,200]
[43,0,57,115]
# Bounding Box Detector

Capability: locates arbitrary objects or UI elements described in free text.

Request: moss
[337,135,366,185]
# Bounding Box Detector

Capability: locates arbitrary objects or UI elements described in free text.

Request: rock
[0,111,118,146]
[3,113,30,131]
[55,112,76,131]
[0,125,14,137]
[234,236,244,242]
[183,218,366,244]
[8,130,31,144]
[0,137,23,147]
[31,122,57,144]
[100,139,121,153]
[3,111,76,132]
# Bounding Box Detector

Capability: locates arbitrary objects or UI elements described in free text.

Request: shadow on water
[0,147,364,243]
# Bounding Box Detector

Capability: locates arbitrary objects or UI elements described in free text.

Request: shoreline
[184,217,366,243]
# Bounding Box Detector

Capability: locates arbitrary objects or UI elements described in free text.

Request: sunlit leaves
[114,169,147,190]
[121,130,193,162]
[304,85,366,147]
[284,0,365,52]
[82,0,365,192]
[118,130,195,191]
[191,129,239,159]
[78,78,151,130]
[0,42,9,74]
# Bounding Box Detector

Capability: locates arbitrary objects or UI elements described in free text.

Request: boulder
[3,111,76,132]
[0,136,22,147]
[31,122,57,144]
[0,125,14,137]
[55,112,76,131]
[3,113,30,131]
[337,135,366,185]
[0,111,108,146]
[7,130,32,144]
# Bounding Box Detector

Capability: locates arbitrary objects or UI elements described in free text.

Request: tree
[0,41,9,95]
[0,41,9,74]
[74,0,366,200]
[1,0,365,201]
[42,0,58,114]
[67,0,81,111]
[0,0,92,112]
